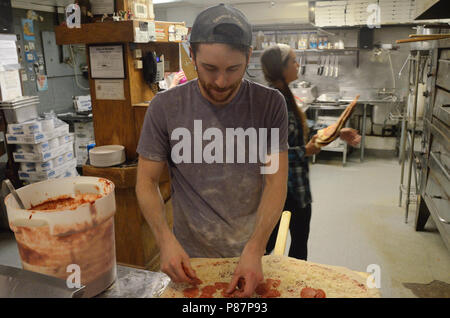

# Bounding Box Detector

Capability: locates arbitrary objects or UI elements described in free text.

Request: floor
[0,149,449,297]
[307,149,450,298]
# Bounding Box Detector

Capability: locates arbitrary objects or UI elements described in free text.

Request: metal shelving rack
[398,50,430,223]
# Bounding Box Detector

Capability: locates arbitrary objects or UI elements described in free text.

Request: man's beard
[198,76,242,104]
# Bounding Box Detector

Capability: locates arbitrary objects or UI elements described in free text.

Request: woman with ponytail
[261,44,361,260]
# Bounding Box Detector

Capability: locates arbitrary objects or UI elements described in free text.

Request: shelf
[252,48,360,67]
[55,20,185,45]
[253,48,359,54]
[133,102,151,107]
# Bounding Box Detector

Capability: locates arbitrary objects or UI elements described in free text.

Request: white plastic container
[40,118,55,132]
[20,162,36,172]
[48,138,59,149]
[7,123,25,135]
[35,160,54,172]
[1,103,38,124]
[22,120,42,134]
[65,151,74,161]
[52,154,65,167]
[4,177,117,298]
[15,144,33,153]
[30,141,50,153]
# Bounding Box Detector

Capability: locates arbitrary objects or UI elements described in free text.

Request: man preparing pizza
[135,4,289,298]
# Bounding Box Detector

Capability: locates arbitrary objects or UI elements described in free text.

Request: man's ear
[189,46,197,70]
[247,47,253,64]
[189,46,195,61]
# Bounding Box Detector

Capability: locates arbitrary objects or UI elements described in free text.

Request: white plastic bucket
[5,176,117,297]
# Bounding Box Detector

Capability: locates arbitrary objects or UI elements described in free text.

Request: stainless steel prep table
[339,99,397,162]
[308,104,349,165]
[97,265,170,298]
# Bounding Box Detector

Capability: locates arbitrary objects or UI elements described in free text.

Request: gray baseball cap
[190,4,252,47]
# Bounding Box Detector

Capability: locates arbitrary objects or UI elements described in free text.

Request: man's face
[191,43,251,105]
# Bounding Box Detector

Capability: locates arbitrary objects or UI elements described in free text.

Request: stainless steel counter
[96,265,170,298]
[308,98,398,162]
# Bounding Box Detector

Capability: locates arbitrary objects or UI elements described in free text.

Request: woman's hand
[305,134,321,156]
[169,71,186,88]
[339,128,361,147]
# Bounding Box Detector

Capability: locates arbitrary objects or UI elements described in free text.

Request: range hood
[415,0,450,20]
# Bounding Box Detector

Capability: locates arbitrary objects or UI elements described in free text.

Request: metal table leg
[360,103,367,162]
[398,118,408,207]
[399,115,407,163]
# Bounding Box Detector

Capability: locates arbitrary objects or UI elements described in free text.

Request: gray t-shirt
[137,79,288,258]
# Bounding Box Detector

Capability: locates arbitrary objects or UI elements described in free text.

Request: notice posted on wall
[94,79,125,100]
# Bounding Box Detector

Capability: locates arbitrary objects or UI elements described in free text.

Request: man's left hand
[225,245,264,298]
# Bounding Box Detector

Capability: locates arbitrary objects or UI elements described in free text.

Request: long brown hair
[260,45,309,142]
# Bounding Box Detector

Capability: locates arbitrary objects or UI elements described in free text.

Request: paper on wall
[95,79,125,100]
[0,70,23,101]
[0,39,19,69]
[89,45,125,78]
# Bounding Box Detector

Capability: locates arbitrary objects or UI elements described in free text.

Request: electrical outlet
[134,49,142,59]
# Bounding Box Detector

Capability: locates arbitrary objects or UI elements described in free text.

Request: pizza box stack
[5,114,78,183]
[74,121,95,166]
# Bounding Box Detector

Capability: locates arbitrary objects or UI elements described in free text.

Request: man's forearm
[246,177,287,255]
[136,180,173,247]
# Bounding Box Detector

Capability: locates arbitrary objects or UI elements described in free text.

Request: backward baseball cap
[190,3,252,47]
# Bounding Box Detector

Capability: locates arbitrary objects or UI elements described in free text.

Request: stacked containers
[74,121,95,166]
[5,114,77,183]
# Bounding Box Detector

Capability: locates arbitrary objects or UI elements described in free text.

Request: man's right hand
[160,235,199,284]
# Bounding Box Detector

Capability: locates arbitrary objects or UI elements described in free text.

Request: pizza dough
[160,255,381,298]
[315,95,360,148]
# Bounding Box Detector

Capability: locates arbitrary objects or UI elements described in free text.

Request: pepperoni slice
[191,277,203,285]
[255,282,269,296]
[214,282,229,290]
[314,289,326,298]
[183,287,199,298]
[255,279,282,298]
[199,285,217,298]
[221,290,234,298]
[265,289,281,298]
[267,279,281,288]
[300,287,317,298]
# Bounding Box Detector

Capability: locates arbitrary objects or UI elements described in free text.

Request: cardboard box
[19,158,77,181]
[6,124,69,144]
[13,142,73,162]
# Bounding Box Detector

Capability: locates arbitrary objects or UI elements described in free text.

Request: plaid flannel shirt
[287,110,312,209]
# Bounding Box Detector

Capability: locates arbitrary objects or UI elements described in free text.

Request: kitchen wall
[250,25,415,135]
[248,26,413,100]
[11,8,89,115]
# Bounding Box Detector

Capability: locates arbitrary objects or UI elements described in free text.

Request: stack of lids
[0,96,40,107]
